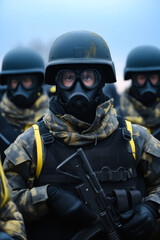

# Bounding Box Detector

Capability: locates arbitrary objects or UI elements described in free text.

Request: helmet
[124,45,160,80]
[0,47,45,85]
[45,31,116,85]
[0,47,45,108]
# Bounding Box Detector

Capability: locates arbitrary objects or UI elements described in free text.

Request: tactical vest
[34,117,146,202]
[27,117,146,240]
[0,110,23,163]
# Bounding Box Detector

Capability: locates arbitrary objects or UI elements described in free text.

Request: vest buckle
[122,128,131,141]
[41,133,55,144]
[96,166,133,182]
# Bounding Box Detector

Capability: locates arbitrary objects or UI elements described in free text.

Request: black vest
[36,117,143,195]
[0,110,22,162]
[25,117,146,240]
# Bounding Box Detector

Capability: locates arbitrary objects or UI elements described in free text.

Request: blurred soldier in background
[3,32,160,240]
[0,47,49,162]
[0,159,26,240]
[117,45,160,140]
[116,45,160,240]
[103,83,120,107]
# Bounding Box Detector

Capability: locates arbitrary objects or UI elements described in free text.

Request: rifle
[56,148,122,240]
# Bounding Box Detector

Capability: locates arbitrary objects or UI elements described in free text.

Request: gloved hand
[47,185,97,226]
[120,202,157,240]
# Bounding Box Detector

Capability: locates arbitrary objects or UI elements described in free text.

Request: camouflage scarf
[0,93,49,128]
[120,89,160,128]
[43,98,118,146]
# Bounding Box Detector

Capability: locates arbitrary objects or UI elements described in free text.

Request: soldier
[3,31,160,240]
[0,159,26,240]
[0,47,49,162]
[116,45,160,140]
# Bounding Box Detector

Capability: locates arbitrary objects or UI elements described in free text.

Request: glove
[47,185,97,226]
[120,202,157,240]
[0,232,15,240]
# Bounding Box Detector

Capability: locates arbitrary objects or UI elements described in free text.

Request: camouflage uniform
[117,89,160,239]
[0,160,26,240]
[0,92,49,130]
[0,92,49,162]
[2,98,160,224]
[118,89,160,139]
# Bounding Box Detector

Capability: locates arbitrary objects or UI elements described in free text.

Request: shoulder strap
[33,121,55,179]
[32,124,43,179]
[0,159,8,208]
[125,120,136,160]
[117,116,136,160]
[147,128,151,134]
[33,117,136,180]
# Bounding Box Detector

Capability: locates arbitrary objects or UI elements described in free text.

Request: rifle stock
[56,148,121,240]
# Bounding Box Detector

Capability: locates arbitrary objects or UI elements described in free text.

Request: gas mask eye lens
[150,74,159,86]
[81,70,96,87]
[7,75,36,90]
[136,75,146,86]
[61,71,75,88]
[9,79,19,90]
[135,73,160,87]
[21,77,33,89]
[57,71,75,88]
[57,69,100,89]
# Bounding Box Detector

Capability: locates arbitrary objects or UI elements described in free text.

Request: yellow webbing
[33,124,43,179]
[147,128,151,134]
[24,124,31,132]
[125,120,136,160]
[0,159,8,208]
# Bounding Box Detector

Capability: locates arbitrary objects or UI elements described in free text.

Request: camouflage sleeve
[132,124,160,207]
[3,127,49,222]
[0,164,26,240]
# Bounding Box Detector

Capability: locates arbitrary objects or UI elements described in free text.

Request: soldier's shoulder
[4,125,36,164]
[16,125,35,144]
[5,126,35,155]
[131,123,149,138]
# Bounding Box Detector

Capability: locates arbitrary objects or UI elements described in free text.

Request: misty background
[1,0,160,93]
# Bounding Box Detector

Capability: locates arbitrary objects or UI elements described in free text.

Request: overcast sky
[1,0,160,92]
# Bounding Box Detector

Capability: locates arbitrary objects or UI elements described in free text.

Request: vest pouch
[113,189,142,213]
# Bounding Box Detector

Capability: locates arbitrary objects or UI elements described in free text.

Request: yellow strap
[33,124,43,179]
[24,124,31,131]
[125,120,136,160]
[0,159,8,208]
[147,128,151,134]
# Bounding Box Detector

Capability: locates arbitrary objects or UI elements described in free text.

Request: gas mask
[7,74,42,108]
[56,69,103,122]
[130,73,160,107]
